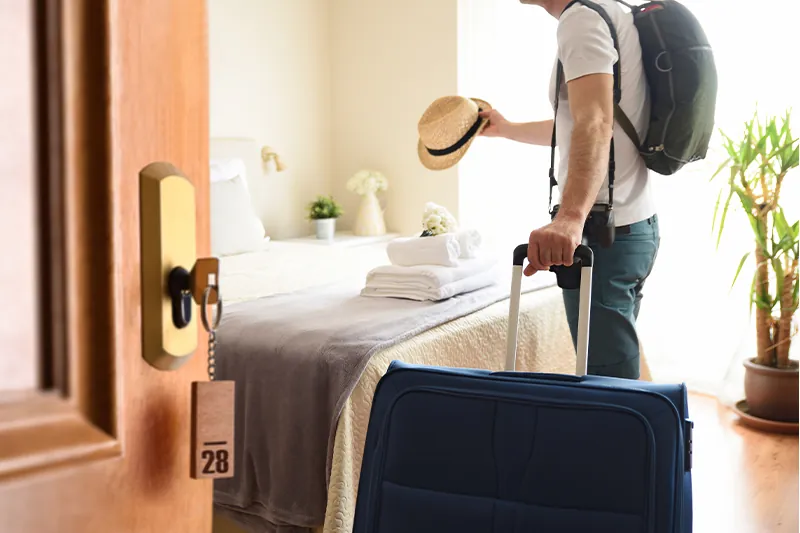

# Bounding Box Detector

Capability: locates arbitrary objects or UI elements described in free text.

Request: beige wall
[209,0,461,238]
[208,0,332,239]
[330,0,460,236]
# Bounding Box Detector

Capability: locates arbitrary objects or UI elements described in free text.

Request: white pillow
[210,158,249,190]
[210,175,267,256]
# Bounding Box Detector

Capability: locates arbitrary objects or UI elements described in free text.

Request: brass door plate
[140,162,197,370]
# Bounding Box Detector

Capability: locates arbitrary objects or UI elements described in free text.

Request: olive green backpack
[556,0,719,176]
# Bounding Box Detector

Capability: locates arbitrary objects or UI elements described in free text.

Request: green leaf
[780,109,793,144]
[775,209,791,241]
[765,138,798,160]
[710,156,733,182]
[711,189,723,232]
[720,130,739,161]
[754,292,773,311]
[731,252,751,289]
[733,185,754,212]
[755,132,769,158]
[794,275,800,308]
[785,145,800,172]
[746,214,767,253]
[775,217,800,257]
[767,120,781,151]
[772,257,785,307]
[715,189,735,249]
[750,266,772,312]
[790,222,800,260]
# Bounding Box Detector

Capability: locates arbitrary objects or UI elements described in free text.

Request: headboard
[210,137,292,239]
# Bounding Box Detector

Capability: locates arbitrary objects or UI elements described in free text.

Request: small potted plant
[307,195,343,240]
[712,109,799,430]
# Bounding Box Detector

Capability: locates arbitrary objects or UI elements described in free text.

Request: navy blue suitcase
[353,244,693,533]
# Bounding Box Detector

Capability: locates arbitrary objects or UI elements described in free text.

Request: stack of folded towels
[361,229,497,301]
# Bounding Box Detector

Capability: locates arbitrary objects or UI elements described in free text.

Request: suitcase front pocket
[370,388,657,533]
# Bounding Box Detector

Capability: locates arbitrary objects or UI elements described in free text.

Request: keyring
[201,285,223,332]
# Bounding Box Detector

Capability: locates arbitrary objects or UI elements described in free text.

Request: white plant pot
[314,218,336,240]
[353,191,386,236]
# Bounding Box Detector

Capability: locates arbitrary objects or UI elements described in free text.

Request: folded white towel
[366,256,497,289]
[386,233,461,267]
[456,229,482,259]
[361,269,497,301]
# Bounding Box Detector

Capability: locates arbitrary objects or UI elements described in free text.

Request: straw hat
[417,96,492,170]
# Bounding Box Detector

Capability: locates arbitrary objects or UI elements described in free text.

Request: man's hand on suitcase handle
[524,218,584,277]
[515,232,593,291]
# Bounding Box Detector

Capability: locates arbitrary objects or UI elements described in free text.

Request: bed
[207,138,646,533]
[212,241,575,533]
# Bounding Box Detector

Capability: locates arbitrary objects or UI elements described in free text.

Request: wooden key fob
[190,380,235,479]
[190,257,234,479]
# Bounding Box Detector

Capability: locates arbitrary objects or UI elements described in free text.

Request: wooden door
[0,1,211,532]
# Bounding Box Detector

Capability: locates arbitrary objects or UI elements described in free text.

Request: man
[480,0,659,379]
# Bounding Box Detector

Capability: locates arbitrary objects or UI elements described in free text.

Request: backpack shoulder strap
[568,0,622,104]
[614,103,641,148]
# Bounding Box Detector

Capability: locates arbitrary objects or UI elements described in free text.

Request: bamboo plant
[712,109,800,369]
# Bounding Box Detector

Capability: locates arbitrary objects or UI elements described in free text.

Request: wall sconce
[261,146,287,172]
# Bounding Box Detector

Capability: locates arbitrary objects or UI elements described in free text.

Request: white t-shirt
[550,0,655,227]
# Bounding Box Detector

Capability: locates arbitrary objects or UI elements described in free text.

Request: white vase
[314,218,336,240]
[353,191,386,236]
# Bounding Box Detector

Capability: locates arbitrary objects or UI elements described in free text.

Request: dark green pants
[562,215,660,379]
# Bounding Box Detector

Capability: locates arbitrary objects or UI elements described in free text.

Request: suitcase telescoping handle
[505,243,594,376]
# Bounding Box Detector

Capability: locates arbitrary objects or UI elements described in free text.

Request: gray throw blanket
[212,270,556,531]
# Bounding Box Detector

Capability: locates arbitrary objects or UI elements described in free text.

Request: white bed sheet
[219,240,391,304]
[216,240,575,533]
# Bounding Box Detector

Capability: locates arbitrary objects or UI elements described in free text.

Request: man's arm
[553,72,614,226]
[524,72,614,275]
[479,110,553,146]
[502,119,554,146]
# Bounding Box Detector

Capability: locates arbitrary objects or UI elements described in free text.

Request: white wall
[457,0,558,252]
[330,0,460,236]
[208,0,332,239]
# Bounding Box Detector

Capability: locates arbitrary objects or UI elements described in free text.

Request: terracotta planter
[743,358,799,423]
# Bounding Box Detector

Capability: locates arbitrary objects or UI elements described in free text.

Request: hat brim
[417,98,492,171]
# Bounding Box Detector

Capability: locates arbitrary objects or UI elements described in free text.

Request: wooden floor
[214,392,798,533]
[690,393,798,533]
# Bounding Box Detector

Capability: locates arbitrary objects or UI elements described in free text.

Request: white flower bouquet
[346,169,389,196]
[421,202,458,237]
